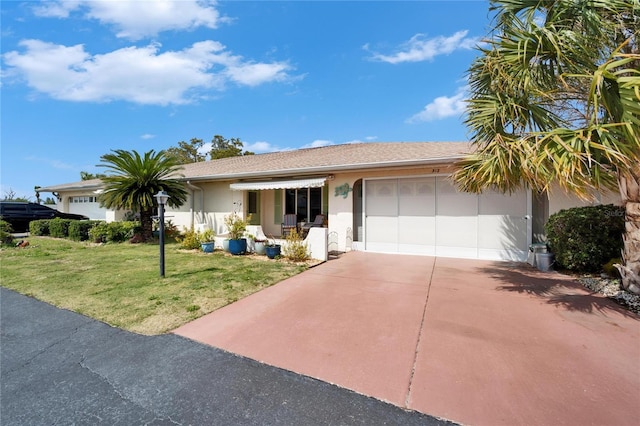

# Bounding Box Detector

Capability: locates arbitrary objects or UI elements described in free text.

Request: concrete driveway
[1,287,450,425]
[174,251,640,426]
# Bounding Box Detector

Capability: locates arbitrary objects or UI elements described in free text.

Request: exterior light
[155,190,169,206]
[154,190,170,277]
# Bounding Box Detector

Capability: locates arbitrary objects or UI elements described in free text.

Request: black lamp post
[154,190,169,277]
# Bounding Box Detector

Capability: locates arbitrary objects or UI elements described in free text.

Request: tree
[166,138,207,164]
[209,135,254,159]
[454,0,640,293]
[80,171,107,181]
[2,188,29,202]
[97,149,188,241]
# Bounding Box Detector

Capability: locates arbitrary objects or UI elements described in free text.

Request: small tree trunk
[140,207,154,242]
[615,164,640,295]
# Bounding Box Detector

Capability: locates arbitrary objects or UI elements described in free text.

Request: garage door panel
[366,179,397,216]
[398,178,435,216]
[478,216,527,249]
[436,216,478,248]
[366,216,398,244]
[399,216,435,245]
[363,176,529,260]
[478,189,528,260]
[436,177,477,215]
[479,189,527,215]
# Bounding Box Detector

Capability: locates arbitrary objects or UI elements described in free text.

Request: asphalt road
[0,287,454,425]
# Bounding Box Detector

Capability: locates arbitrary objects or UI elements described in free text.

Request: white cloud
[406,89,467,123]
[140,134,156,140]
[26,156,77,170]
[245,141,278,153]
[303,140,334,149]
[33,0,229,40]
[365,31,478,64]
[3,39,294,105]
[225,63,292,87]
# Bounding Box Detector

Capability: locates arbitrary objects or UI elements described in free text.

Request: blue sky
[1,0,492,200]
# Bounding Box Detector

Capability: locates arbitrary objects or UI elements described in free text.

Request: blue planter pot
[201,242,214,253]
[265,245,281,259]
[228,238,247,255]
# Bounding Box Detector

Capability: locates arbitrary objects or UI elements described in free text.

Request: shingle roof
[181,141,471,180]
[39,142,471,191]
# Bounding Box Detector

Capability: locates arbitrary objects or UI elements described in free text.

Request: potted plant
[265,236,281,259]
[198,229,216,253]
[224,212,248,255]
[254,238,267,255]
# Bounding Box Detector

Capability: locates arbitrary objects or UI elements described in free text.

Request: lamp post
[154,190,169,277]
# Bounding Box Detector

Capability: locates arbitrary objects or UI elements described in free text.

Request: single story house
[37,142,621,261]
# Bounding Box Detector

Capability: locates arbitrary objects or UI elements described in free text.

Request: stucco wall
[166,181,243,235]
[548,185,622,216]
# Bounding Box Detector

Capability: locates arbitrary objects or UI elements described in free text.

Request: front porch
[212,225,329,261]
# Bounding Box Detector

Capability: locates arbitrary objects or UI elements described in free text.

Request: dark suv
[0,201,90,232]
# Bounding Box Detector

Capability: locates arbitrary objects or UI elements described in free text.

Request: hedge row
[29,219,139,243]
[0,219,14,246]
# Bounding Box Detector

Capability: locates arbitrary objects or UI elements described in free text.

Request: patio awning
[230,177,327,191]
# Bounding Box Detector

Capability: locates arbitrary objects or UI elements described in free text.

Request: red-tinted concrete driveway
[174,252,640,426]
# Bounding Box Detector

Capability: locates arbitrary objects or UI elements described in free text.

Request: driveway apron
[174,251,640,426]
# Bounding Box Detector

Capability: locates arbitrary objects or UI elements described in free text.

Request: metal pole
[159,203,165,277]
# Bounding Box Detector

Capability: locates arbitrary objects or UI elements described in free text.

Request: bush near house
[545,204,625,272]
[88,221,138,243]
[68,221,103,241]
[283,229,310,262]
[49,218,73,239]
[0,220,14,246]
[29,219,50,236]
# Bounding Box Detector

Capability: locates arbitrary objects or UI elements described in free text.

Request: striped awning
[230,177,327,191]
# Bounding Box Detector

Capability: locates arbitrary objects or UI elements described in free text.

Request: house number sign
[334,183,352,199]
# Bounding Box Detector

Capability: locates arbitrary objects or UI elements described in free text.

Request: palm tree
[98,149,188,241]
[453,0,640,293]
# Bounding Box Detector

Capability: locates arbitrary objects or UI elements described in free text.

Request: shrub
[68,220,101,241]
[0,220,14,246]
[177,227,201,250]
[283,229,310,262]
[544,204,625,272]
[224,212,248,240]
[177,227,215,250]
[49,218,72,239]
[29,220,50,236]
[88,221,138,243]
[165,220,180,239]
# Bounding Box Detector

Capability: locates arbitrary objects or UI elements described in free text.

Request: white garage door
[364,176,530,261]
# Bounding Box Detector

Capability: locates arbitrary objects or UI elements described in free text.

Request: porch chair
[300,214,325,237]
[281,214,297,237]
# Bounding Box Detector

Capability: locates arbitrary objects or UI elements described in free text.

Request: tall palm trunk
[616,163,640,295]
[140,207,154,242]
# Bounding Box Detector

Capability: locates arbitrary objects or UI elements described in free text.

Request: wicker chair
[281,214,297,237]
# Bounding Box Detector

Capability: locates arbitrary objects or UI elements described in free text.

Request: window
[284,187,322,222]
[70,196,97,203]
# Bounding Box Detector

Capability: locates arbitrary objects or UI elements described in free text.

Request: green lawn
[0,237,308,334]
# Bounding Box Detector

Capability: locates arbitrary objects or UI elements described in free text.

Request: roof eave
[183,155,464,182]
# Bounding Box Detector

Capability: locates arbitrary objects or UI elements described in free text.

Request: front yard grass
[0,237,308,335]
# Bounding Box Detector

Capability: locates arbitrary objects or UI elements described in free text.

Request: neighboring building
[37,142,621,261]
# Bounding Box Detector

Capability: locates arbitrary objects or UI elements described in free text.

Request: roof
[38,142,471,192]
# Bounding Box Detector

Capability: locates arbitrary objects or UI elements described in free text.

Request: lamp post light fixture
[154,190,169,277]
